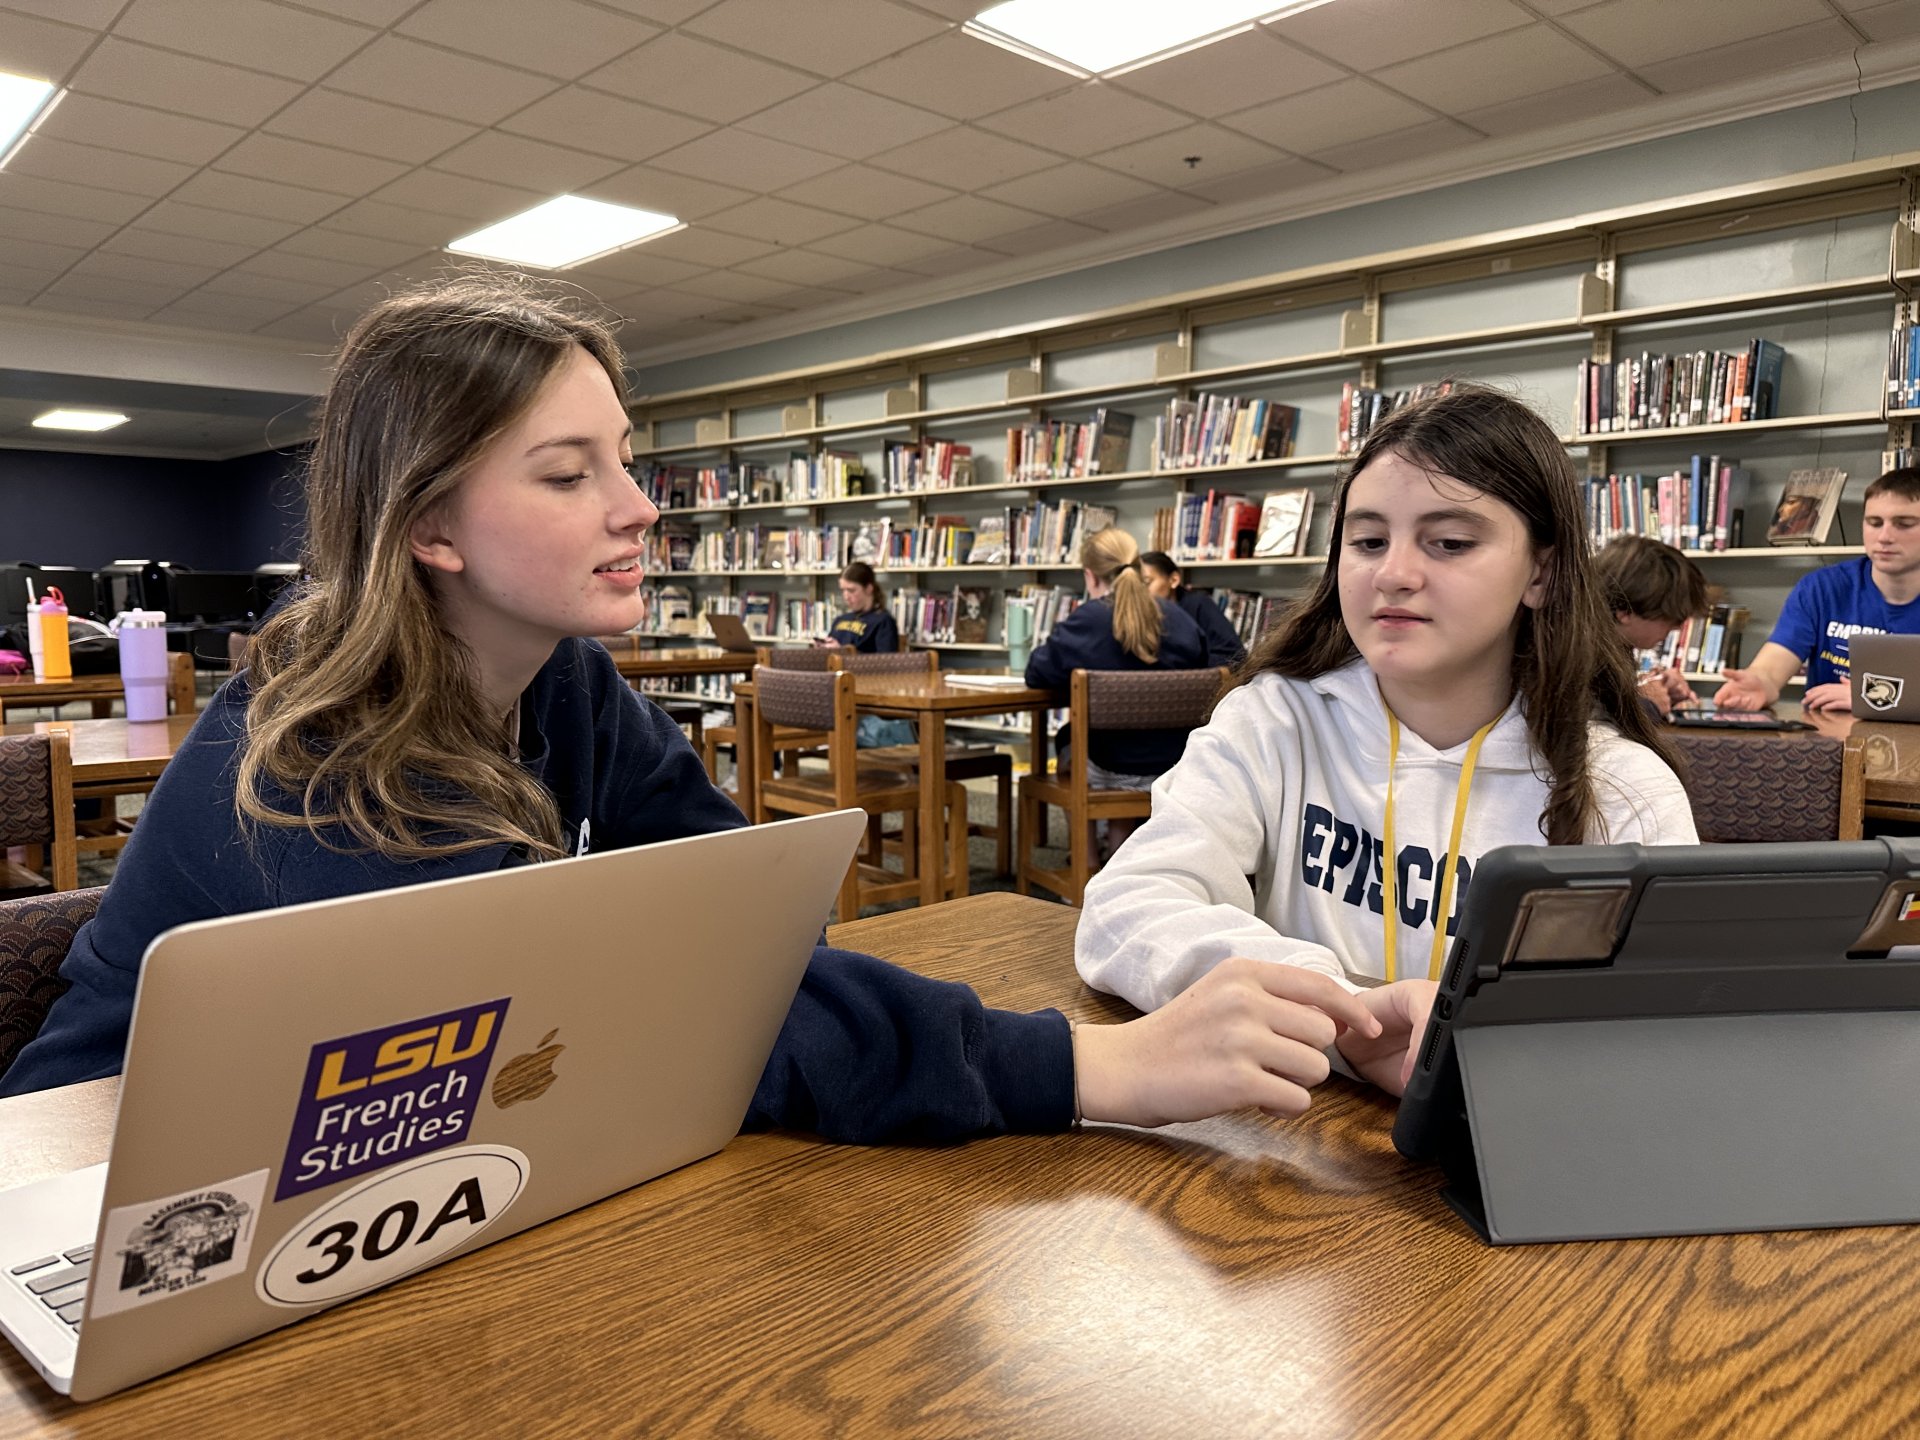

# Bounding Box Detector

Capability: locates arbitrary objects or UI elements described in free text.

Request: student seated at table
[1025,528,1207,859]
[1716,466,1920,714]
[1075,386,1697,1099]
[1593,535,1709,717]
[0,276,1378,1133]
[1140,550,1247,668]
[816,561,914,746]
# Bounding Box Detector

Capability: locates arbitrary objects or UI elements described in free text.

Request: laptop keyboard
[8,1246,92,1330]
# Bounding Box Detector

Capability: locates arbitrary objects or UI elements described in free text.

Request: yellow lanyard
[1380,709,1497,983]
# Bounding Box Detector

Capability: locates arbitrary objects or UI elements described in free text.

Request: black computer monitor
[0,564,90,627]
[166,570,257,623]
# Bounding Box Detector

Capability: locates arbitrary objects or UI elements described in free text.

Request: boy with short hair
[1594,535,1710,717]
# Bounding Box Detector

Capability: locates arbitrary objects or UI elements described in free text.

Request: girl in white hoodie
[1076,384,1697,1107]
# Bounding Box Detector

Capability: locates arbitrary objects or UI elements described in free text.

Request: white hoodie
[1075,658,1698,1010]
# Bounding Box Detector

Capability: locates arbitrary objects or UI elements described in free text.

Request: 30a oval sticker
[257,1145,528,1307]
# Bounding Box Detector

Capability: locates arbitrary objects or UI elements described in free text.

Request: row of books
[1150,392,1299,470]
[1337,381,1452,456]
[1583,456,1752,552]
[1004,409,1133,482]
[1575,341,1784,434]
[882,437,974,493]
[959,500,1117,567]
[888,586,995,645]
[1635,604,1751,676]
[782,450,868,502]
[1150,489,1314,561]
[1205,588,1285,648]
[1888,328,1920,413]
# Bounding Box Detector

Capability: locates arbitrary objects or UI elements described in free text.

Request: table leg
[919,711,946,907]
[733,690,758,824]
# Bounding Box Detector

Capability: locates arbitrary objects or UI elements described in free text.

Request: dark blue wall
[2,445,307,576]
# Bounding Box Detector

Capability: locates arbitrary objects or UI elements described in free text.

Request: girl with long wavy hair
[1075,384,1696,1102]
[5,275,1391,1133]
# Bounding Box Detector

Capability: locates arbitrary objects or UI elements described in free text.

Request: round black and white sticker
[257,1144,528,1307]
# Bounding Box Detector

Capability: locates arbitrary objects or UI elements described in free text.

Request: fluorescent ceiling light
[965,0,1335,76]
[446,195,683,270]
[33,409,129,432]
[0,70,59,169]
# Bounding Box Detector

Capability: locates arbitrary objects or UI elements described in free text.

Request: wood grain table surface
[0,717,196,792]
[4,892,1917,1437]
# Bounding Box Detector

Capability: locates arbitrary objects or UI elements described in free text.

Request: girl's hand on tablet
[1074,959,1381,1127]
[1334,980,1438,1097]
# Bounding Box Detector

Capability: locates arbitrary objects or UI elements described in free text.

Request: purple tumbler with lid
[118,610,170,722]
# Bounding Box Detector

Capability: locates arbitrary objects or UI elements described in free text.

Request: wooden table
[734,673,1052,905]
[0,717,195,799]
[7,890,1918,1436]
[0,657,196,724]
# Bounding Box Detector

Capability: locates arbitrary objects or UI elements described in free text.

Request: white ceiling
[1,0,1918,456]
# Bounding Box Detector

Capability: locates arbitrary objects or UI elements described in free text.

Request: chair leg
[1015,786,1036,896]
[993,772,1012,878]
[837,857,861,925]
[900,810,918,880]
[1068,805,1092,908]
[947,782,969,900]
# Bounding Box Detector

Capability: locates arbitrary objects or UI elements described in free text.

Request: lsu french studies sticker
[257,1145,529,1307]
[90,1170,269,1319]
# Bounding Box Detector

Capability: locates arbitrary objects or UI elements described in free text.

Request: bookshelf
[627,156,1920,688]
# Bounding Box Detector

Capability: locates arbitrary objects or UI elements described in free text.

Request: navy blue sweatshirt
[1024,597,1207,775]
[1,640,1071,1142]
[1176,589,1247,668]
[827,607,898,652]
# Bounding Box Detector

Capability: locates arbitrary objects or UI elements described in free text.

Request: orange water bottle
[36,586,71,681]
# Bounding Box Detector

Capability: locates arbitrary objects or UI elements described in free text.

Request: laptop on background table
[1851,633,1920,720]
[705,613,766,654]
[0,808,865,1401]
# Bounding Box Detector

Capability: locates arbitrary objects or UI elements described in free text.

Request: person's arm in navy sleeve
[1024,604,1096,691]
[584,642,745,849]
[746,949,1073,1142]
[1196,599,1246,667]
[868,610,900,653]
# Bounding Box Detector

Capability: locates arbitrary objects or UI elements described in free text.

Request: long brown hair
[1239,383,1678,844]
[236,274,630,861]
[1084,527,1161,663]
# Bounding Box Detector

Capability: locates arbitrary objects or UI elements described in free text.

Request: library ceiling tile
[609,287,715,321]
[979,162,1162,219]
[890,244,1006,278]
[1559,0,1833,69]
[35,93,245,166]
[978,85,1191,158]
[170,170,347,226]
[1178,154,1340,206]
[586,0,715,22]
[39,272,183,309]
[975,217,1107,258]
[1635,18,1866,90]
[432,131,631,196]
[1270,0,1533,72]
[230,248,388,290]
[0,257,75,291]
[808,223,957,266]
[196,271,340,308]
[28,293,160,321]
[213,134,413,198]
[0,237,88,273]
[101,225,260,269]
[775,163,957,220]
[638,226,779,267]
[65,250,220,290]
[1850,0,1920,39]
[844,32,1078,120]
[1221,77,1434,156]
[252,307,357,344]
[1375,25,1615,112]
[111,0,374,81]
[152,294,300,328]
[1,135,196,199]
[67,38,304,128]
[274,227,432,268]
[0,0,123,28]
[1071,189,1218,235]
[1108,28,1345,118]
[394,0,661,81]
[264,89,481,165]
[325,35,560,126]
[892,193,1051,245]
[0,7,96,80]
[570,247,711,289]
[318,198,466,248]
[1089,124,1293,191]
[583,165,757,221]
[761,284,864,311]
[733,247,880,288]
[699,194,865,246]
[681,0,950,78]
[819,265,922,296]
[0,205,115,248]
[0,169,149,226]
[671,269,795,303]
[867,126,1061,190]
[496,89,714,166]
[1454,72,1650,137]
[649,127,846,192]
[1310,116,1483,174]
[737,85,951,162]
[581,33,819,125]
[369,169,547,225]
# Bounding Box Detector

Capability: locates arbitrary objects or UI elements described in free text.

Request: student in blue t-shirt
[1140,551,1248,668]
[1716,468,1920,714]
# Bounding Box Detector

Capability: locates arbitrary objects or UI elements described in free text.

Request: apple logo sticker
[492,1028,565,1109]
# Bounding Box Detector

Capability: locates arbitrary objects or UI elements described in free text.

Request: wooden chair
[1017,667,1226,906]
[168,649,197,714]
[0,887,103,1080]
[754,667,967,923]
[700,647,832,795]
[1678,732,1864,841]
[840,650,1017,880]
[0,732,79,896]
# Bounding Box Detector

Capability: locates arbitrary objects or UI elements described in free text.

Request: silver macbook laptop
[1851,633,1920,720]
[0,808,864,1401]
[705,612,765,653]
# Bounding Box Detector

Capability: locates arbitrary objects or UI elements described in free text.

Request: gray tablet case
[1392,840,1920,1245]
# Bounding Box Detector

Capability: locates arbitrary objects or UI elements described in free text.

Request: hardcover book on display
[1252,490,1313,559]
[1766,469,1847,546]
